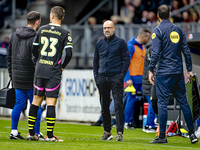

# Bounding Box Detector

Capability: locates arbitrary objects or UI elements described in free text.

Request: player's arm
[120,39,130,78]
[62,33,73,69]
[93,42,99,78]
[125,43,134,85]
[32,32,40,60]
[148,27,162,72]
[62,47,72,69]
[7,35,13,80]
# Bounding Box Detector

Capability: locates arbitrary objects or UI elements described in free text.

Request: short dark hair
[50,6,65,20]
[27,11,41,25]
[157,5,170,20]
[138,29,151,37]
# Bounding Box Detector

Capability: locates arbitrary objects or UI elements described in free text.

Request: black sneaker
[100,131,113,140]
[124,124,134,129]
[10,132,25,140]
[189,133,199,144]
[146,126,156,133]
[149,136,167,144]
[116,132,123,141]
[142,125,148,132]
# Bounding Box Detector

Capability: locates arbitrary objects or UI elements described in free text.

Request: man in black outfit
[7,11,44,140]
[93,20,130,141]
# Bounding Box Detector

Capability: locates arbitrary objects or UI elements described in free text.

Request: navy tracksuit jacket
[148,19,194,132]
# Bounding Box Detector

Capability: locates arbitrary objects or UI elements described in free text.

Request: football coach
[148,4,198,144]
[93,20,130,141]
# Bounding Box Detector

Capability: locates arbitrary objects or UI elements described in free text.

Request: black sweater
[142,41,152,96]
[7,27,36,89]
[93,34,130,78]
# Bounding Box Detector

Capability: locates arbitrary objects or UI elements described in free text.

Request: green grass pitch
[0,118,199,150]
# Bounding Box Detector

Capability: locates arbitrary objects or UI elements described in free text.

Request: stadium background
[0,0,200,126]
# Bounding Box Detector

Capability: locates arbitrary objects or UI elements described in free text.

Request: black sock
[189,129,194,135]
[28,104,39,136]
[46,106,56,138]
[159,131,166,139]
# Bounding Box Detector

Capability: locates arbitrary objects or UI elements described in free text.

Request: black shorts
[34,77,61,98]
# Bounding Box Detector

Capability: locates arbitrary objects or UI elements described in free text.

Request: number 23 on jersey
[40,36,58,57]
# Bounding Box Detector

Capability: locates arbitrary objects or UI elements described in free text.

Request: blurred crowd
[0,0,35,29]
[88,0,200,26]
[0,37,9,68]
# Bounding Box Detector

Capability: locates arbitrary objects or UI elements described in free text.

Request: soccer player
[8,11,44,140]
[27,6,73,141]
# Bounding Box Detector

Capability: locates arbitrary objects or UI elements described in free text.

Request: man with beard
[93,20,130,141]
[8,11,44,140]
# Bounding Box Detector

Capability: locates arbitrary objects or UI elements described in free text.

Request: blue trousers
[145,95,156,128]
[197,118,200,127]
[11,89,42,134]
[124,83,142,123]
[156,74,194,132]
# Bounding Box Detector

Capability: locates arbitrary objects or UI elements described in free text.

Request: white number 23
[41,36,58,57]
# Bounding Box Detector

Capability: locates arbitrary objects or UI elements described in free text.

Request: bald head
[103,20,115,39]
[103,20,114,27]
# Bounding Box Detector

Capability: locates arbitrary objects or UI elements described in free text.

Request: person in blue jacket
[124,29,150,129]
[93,20,130,141]
[148,4,198,144]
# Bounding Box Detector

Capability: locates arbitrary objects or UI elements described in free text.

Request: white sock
[124,123,128,126]
[11,130,18,136]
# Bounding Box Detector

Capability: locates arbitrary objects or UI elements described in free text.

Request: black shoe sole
[10,137,25,140]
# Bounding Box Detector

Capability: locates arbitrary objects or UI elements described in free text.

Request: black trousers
[151,84,158,115]
[95,75,124,133]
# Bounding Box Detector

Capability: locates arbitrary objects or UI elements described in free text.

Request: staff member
[124,29,150,129]
[7,11,44,140]
[148,4,198,144]
[93,20,130,141]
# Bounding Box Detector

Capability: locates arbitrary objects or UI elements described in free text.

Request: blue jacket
[93,34,130,77]
[149,19,192,75]
[124,37,145,84]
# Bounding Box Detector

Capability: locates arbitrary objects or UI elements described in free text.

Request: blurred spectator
[111,0,134,24]
[16,0,28,15]
[171,0,183,22]
[147,11,157,26]
[182,11,193,22]
[189,0,200,19]
[88,17,104,52]
[88,16,97,25]
[192,11,199,22]
[141,10,148,24]
[0,0,12,29]
[0,37,9,68]
[181,0,189,7]
[143,0,157,12]
[132,0,145,24]
[182,11,192,33]
[110,15,120,24]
